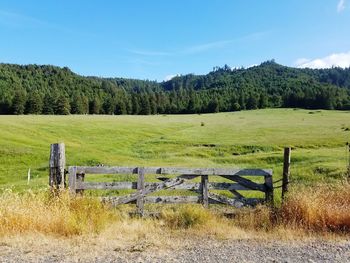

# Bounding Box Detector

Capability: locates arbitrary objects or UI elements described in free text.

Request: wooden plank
[160,167,272,176]
[74,166,139,174]
[102,195,263,206]
[68,166,77,195]
[201,175,209,208]
[102,177,186,205]
[76,181,137,190]
[136,167,145,215]
[145,196,200,204]
[49,143,66,190]
[208,192,245,208]
[210,182,250,191]
[244,198,265,206]
[76,181,251,191]
[208,193,264,207]
[230,189,244,199]
[71,166,271,176]
[282,147,291,201]
[220,175,266,192]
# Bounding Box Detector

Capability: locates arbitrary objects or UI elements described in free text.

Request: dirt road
[1,238,349,262]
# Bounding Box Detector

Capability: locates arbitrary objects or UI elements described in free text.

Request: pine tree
[149,94,157,114]
[115,99,127,115]
[71,94,85,114]
[103,96,115,114]
[132,94,140,115]
[55,95,70,115]
[12,89,26,115]
[90,97,101,114]
[26,91,43,114]
[140,94,151,115]
[42,94,55,114]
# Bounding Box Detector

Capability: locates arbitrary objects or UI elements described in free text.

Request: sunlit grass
[0,109,349,192]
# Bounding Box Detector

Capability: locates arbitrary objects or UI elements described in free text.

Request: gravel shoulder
[1,238,349,263]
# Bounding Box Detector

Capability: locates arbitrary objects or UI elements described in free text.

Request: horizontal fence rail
[67,165,274,214]
[76,182,259,191]
[73,166,272,176]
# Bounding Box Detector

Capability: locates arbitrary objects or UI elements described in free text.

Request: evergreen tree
[12,89,27,115]
[115,99,127,115]
[149,94,157,114]
[42,94,56,114]
[55,95,70,115]
[71,94,86,114]
[259,93,268,109]
[26,91,43,114]
[89,97,101,114]
[140,94,151,115]
[207,98,219,113]
[103,96,115,114]
[246,93,259,110]
[132,94,140,115]
[239,92,246,110]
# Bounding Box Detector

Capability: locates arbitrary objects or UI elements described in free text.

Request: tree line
[0,60,350,115]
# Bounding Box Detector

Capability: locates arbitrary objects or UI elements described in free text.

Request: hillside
[0,61,350,115]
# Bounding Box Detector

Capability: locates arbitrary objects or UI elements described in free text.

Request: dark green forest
[1,60,350,115]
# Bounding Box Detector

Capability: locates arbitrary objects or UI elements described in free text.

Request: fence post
[264,171,274,207]
[49,143,66,192]
[282,147,291,201]
[76,173,85,195]
[68,166,77,195]
[136,167,145,216]
[346,142,350,179]
[201,175,209,208]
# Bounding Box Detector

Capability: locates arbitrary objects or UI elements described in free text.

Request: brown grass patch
[280,183,350,232]
[0,183,349,241]
[0,190,117,237]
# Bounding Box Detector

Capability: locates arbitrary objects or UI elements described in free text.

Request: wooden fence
[50,143,292,215]
[68,166,273,213]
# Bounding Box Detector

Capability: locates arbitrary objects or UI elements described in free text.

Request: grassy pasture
[0,108,349,203]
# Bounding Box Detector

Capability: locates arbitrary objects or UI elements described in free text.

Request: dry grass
[0,190,117,237]
[1,184,349,243]
[280,183,350,232]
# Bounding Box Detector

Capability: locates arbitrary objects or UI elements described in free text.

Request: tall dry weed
[0,189,117,236]
[280,183,350,232]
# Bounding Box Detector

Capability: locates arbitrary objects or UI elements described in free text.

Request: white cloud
[182,31,268,55]
[337,0,346,12]
[128,31,269,57]
[295,51,350,69]
[0,9,47,28]
[164,74,178,81]
[127,49,172,56]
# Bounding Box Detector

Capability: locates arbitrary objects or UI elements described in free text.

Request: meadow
[0,108,349,193]
[1,108,350,255]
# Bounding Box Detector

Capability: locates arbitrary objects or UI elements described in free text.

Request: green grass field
[0,108,349,202]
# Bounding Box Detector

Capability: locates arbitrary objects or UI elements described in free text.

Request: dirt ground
[1,235,349,263]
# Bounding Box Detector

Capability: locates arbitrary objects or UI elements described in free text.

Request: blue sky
[0,0,349,81]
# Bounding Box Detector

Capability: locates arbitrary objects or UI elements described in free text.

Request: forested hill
[0,60,350,115]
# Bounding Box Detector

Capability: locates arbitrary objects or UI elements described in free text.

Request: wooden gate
[68,166,273,214]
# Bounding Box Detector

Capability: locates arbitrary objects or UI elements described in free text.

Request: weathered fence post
[49,143,66,192]
[282,147,291,201]
[201,175,209,208]
[76,173,85,195]
[68,166,77,195]
[346,142,350,179]
[136,167,145,215]
[264,172,274,206]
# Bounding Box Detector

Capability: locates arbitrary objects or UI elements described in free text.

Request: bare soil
[1,237,349,263]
